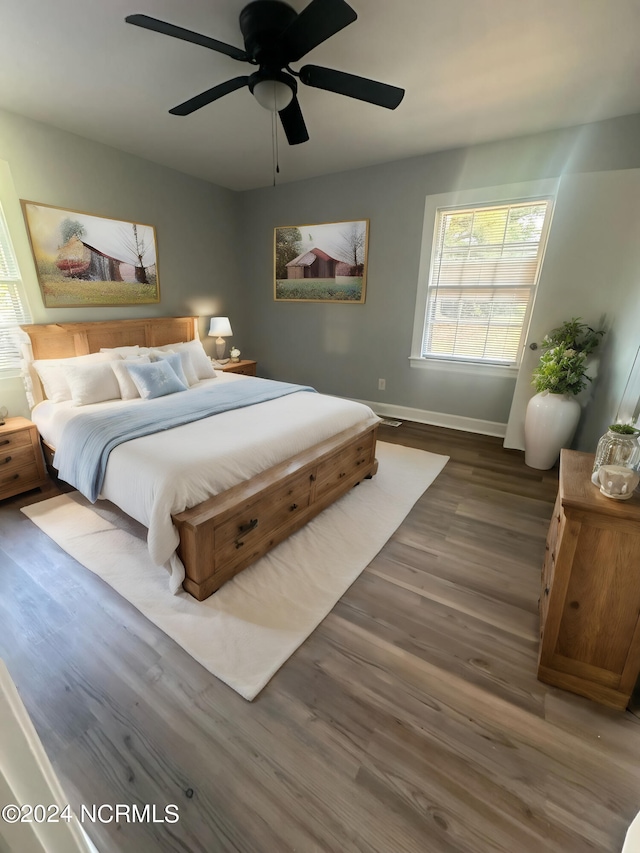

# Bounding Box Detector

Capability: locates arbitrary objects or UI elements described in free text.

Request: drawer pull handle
[544,586,550,596]
[235,518,258,549]
[0,439,9,446]
[238,518,258,535]
[338,471,346,478]
[357,445,364,451]
[290,503,298,511]
[0,456,11,465]
[309,474,316,482]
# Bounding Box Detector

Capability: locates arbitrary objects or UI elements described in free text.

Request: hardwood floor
[1,422,639,853]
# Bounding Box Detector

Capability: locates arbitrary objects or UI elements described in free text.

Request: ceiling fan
[125,0,405,145]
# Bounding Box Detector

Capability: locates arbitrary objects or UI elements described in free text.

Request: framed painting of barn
[20,201,160,307]
[274,219,369,303]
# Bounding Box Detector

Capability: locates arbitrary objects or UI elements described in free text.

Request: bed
[20,317,379,600]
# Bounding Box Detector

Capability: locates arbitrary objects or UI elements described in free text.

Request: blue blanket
[54,378,315,502]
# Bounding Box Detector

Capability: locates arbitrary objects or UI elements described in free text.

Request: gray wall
[2,106,639,451]
[0,108,243,416]
[574,177,640,452]
[239,114,640,439]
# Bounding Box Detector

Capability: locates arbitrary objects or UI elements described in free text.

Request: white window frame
[0,179,32,377]
[410,179,558,377]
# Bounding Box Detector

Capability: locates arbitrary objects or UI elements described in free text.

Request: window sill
[0,368,22,380]
[409,357,519,379]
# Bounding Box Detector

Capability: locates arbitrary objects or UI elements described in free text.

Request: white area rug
[21,442,447,700]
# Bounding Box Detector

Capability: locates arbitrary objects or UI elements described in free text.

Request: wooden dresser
[538,449,640,709]
[0,417,48,501]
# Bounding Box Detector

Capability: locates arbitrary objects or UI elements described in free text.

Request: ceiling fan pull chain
[271,110,281,186]
[271,110,277,186]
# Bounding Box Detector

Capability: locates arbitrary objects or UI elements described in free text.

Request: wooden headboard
[19,317,199,408]
[20,317,198,361]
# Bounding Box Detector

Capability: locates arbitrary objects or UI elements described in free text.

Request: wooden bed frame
[21,317,379,600]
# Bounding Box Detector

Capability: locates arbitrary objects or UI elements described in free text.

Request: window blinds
[422,200,551,365]
[0,203,31,371]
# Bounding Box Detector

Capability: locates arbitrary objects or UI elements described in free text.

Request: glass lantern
[591,428,640,485]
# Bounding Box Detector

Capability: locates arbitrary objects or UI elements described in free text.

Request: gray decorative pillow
[152,350,197,386]
[124,360,188,399]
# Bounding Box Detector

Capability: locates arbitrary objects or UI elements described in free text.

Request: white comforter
[32,373,377,592]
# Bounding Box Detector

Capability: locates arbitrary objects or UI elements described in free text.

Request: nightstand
[218,360,257,376]
[0,417,48,501]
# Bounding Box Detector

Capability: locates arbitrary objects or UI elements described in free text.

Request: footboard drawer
[314,431,375,498]
[214,473,312,569]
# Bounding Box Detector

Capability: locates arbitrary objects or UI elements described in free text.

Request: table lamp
[208,317,233,360]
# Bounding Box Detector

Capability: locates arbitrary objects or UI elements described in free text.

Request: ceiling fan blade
[279,97,310,145]
[126,14,247,62]
[280,0,357,63]
[300,65,405,109]
[169,77,250,116]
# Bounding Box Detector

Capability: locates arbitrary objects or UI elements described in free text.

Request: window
[0,201,31,372]
[418,198,553,367]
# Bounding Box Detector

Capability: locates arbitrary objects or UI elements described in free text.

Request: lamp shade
[208,317,232,338]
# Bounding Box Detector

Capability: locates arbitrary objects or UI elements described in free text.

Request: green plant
[608,423,639,434]
[531,318,605,396]
[542,318,604,354]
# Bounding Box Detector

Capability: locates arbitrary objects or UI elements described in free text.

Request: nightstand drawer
[0,429,33,453]
[0,444,38,472]
[0,417,48,500]
[0,459,43,499]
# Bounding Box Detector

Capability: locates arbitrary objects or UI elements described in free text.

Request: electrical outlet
[378,378,386,391]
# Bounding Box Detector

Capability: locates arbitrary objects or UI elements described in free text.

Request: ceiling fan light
[252,78,294,112]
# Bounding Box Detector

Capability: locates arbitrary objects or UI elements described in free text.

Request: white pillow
[152,349,198,386]
[33,352,120,403]
[111,356,151,399]
[157,340,215,380]
[99,345,146,357]
[63,361,122,406]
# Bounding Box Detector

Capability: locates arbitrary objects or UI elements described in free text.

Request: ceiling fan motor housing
[239,0,297,65]
[126,0,403,144]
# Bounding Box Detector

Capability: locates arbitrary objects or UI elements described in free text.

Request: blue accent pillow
[124,359,188,400]
[151,351,190,386]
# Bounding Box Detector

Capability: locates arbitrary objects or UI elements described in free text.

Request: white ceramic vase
[524,391,581,470]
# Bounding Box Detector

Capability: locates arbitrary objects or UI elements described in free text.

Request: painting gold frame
[274,219,368,303]
[21,200,160,308]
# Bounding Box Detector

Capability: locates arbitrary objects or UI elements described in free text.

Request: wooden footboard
[172,418,379,600]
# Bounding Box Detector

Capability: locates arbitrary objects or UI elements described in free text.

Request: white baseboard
[353,399,507,438]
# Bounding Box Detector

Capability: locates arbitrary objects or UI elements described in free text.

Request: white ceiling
[2,0,640,191]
